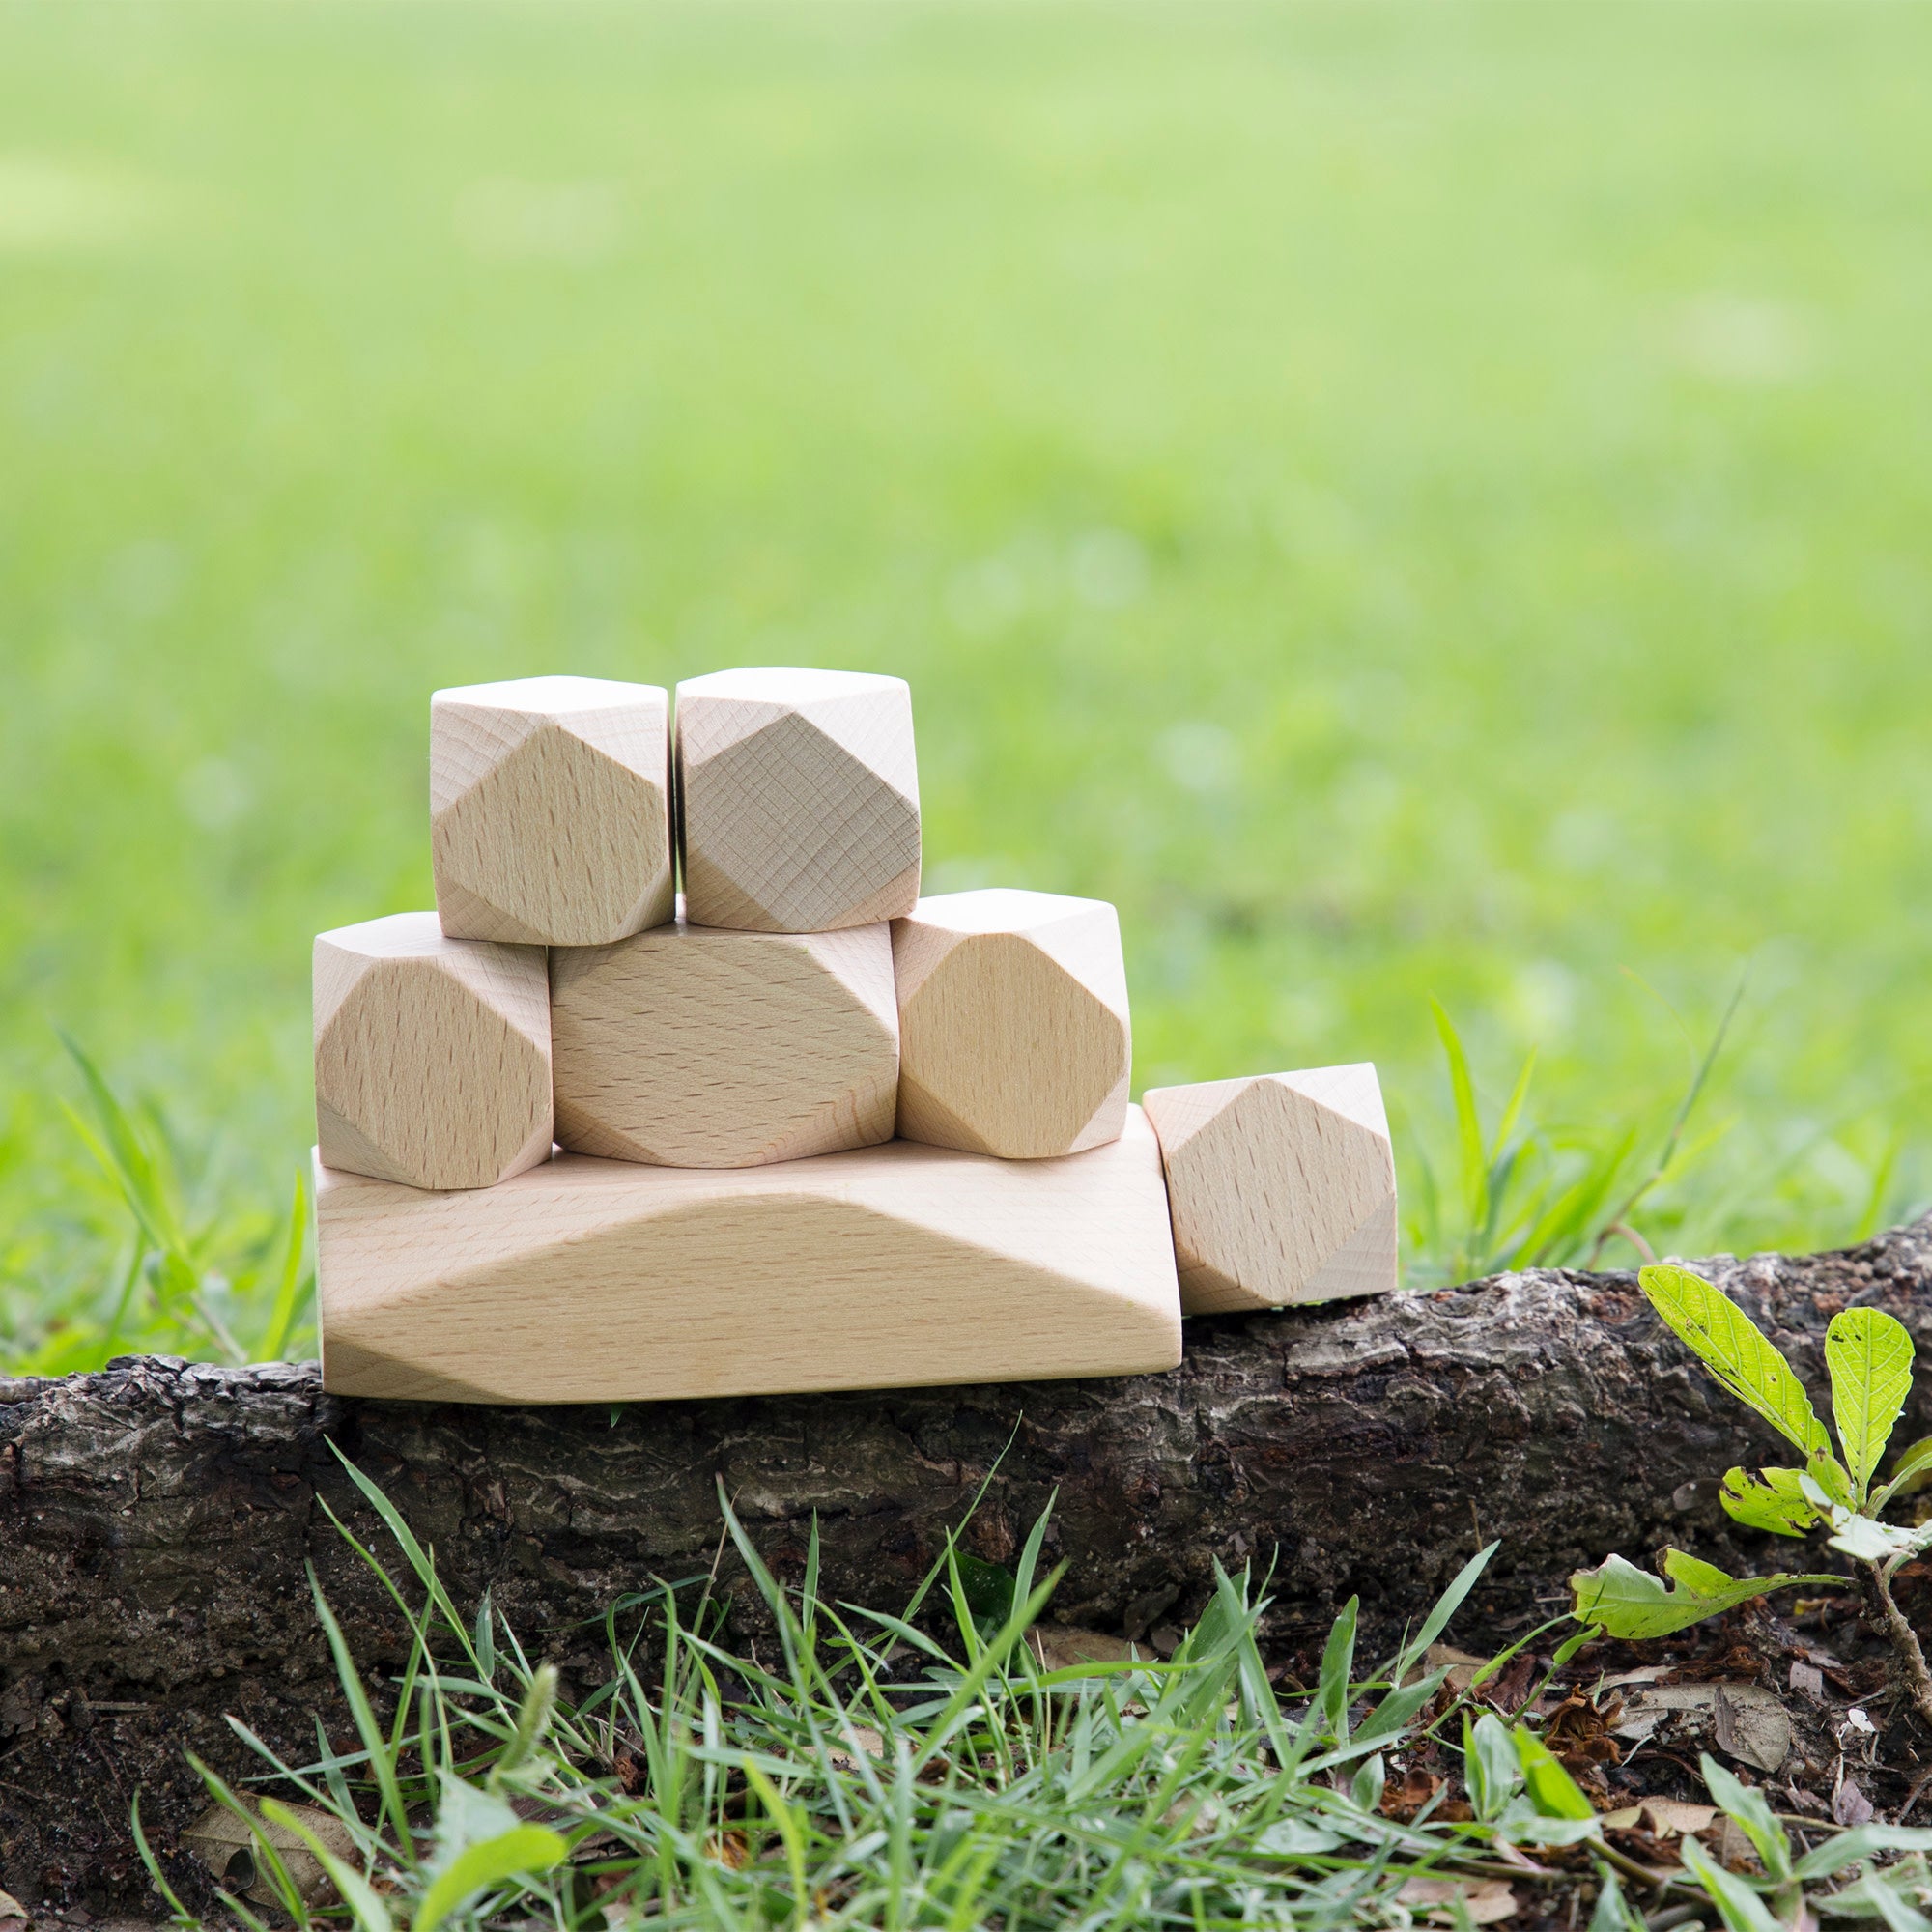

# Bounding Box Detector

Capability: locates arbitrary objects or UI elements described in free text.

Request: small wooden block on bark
[315,1109,1181,1403]
[1142,1064,1396,1312]
[549,913,898,1168]
[314,912,553,1192]
[893,889,1130,1159]
[432,676,674,946]
[675,667,921,934]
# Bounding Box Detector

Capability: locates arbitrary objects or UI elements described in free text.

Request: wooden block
[1142,1064,1397,1313]
[315,1107,1181,1403]
[675,667,920,933]
[550,913,897,1168]
[432,676,673,946]
[893,889,1131,1159]
[314,912,552,1192]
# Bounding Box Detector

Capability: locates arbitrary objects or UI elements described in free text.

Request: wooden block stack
[313,668,1398,1406]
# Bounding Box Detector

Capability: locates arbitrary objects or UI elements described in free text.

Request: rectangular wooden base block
[316,1107,1181,1404]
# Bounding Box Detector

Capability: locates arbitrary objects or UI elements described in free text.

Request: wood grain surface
[315,1107,1181,1403]
[893,889,1131,1159]
[313,911,553,1192]
[676,667,920,933]
[549,915,898,1167]
[432,676,673,947]
[1143,1065,1397,1311]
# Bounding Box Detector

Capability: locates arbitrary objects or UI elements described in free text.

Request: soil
[7,1214,1932,1921]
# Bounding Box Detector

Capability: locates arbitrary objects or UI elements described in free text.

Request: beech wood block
[314,912,553,1192]
[893,889,1131,1159]
[675,667,920,933]
[315,1108,1181,1404]
[549,914,898,1168]
[432,676,673,946]
[1142,1064,1397,1313]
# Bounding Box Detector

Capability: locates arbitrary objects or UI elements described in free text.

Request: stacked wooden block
[313,669,1398,1406]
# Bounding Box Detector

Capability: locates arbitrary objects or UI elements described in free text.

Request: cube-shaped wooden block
[314,912,552,1192]
[315,1109,1180,1403]
[1142,1064,1396,1313]
[893,889,1131,1159]
[432,676,673,947]
[550,915,898,1168]
[675,667,920,933]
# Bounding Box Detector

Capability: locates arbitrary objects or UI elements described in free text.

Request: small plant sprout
[1571,1264,1932,1726]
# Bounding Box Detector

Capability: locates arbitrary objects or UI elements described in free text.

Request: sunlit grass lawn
[4,0,1932,1365]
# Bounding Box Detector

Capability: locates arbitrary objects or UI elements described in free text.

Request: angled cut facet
[313,912,553,1192]
[431,677,672,946]
[316,1109,1180,1403]
[893,890,1131,1159]
[675,668,921,933]
[549,917,899,1168]
[1143,1065,1397,1313]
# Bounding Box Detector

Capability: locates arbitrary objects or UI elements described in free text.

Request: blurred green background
[4,0,1931,1368]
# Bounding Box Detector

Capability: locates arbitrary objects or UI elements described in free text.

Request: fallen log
[4,1219,1930,1915]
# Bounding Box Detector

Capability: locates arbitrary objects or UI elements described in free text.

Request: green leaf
[1821,1868,1932,1932]
[1828,1514,1932,1566]
[1390,1540,1497,1686]
[1512,1724,1595,1821]
[1358,1666,1450,1743]
[257,1168,311,1361]
[1433,997,1489,1236]
[1828,1308,1916,1500]
[1254,1817,1347,1856]
[1876,1437,1932,1512]
[1661,1548,1736,1596]
[1463,1711,1523,1824]
[1570,1550,1831,1639]
[1317,1596,1357,1747]
[952,1550,1016,1627]
[1793,1825,1932,1882]
[1639,1265,1832,1461]
[1494,1800,1603,1847]
[1588,1862,1643,1932]
[306,1567,412,1855]
[1700,1752,1792,1883]
[412,1826,565,1932]
[1679,1833,1781,1932]
[260,1802,394,1932]
[1720,1465,1821,1538]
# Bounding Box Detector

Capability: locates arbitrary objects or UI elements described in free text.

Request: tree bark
[5,1218,1931,1915]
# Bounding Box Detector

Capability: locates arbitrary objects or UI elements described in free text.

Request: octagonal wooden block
[893,889,1131,1159]
[1142,1063,1396,1313]
[550,915,898,1168]
[675,667,920,933]
[315,1109,1181,1404]
[432,675,673,947]
[314,912,553,1192]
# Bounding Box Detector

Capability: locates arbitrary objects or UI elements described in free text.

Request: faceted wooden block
[675,667,920,933]
[550,915,897,1168]
[315,1108,1181,1404]
[314,912,552,1192]
[432,676,673,946]
[1142,1064,1397,1313]
[893,889,1130,1159]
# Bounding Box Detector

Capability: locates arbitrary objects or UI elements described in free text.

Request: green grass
[150,1473,1932,1931]
[5,0,1932,1367]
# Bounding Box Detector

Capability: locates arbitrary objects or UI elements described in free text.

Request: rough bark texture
[5,1218,1932,1914]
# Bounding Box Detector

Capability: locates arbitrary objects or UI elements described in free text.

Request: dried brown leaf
[1397,1878,1519,1924]
[1641,1800,1718,1838]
